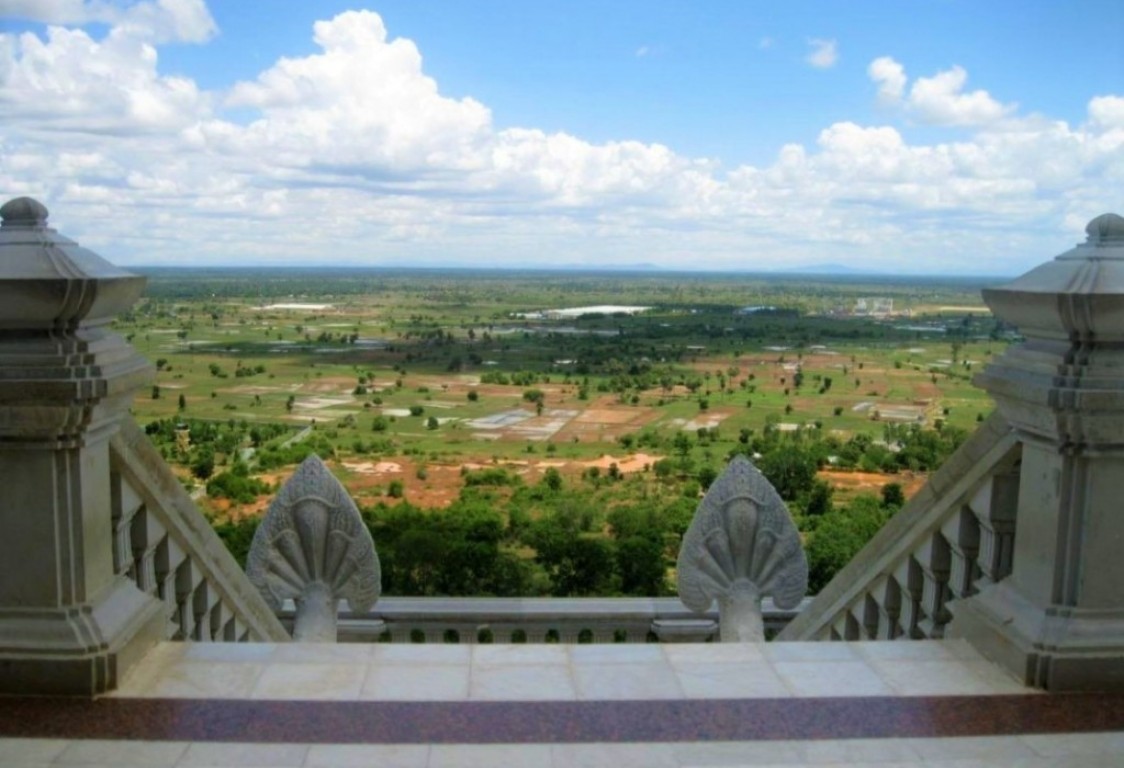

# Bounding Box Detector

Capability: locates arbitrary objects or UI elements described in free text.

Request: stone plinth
[948,213,1124,691]
[0,197,164,695]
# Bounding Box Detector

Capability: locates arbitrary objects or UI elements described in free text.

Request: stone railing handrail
[278,596,812,644]
[779,412,1020,642]
[110,418,289,643]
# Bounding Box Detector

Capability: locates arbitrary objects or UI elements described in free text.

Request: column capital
[976,213,1124,450]
[0,198,152,448]
[982,213,1124,342]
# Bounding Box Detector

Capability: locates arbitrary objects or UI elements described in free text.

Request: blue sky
[1,0,1122,274]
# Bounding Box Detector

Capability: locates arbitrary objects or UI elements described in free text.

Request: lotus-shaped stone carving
[246,455,380,641]
[677,455,807,641]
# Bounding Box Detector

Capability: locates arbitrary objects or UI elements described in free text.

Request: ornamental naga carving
[246,455,380,641]
[677,455,807,641]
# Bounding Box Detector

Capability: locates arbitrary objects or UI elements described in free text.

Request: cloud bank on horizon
[0,0,1121,274]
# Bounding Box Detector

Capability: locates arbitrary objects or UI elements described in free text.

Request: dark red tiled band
[1,695,1123,744]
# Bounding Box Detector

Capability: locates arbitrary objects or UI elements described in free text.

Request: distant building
[854,297,893,316]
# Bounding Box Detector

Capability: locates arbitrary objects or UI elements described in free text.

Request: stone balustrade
[110,419,288,643]
[277,595,810,644]
[779,413,1021,642]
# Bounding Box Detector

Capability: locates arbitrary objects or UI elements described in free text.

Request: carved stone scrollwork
[677,455,807,641]
[246,455,380,641]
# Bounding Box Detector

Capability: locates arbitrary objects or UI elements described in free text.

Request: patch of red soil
[819,469,928,502]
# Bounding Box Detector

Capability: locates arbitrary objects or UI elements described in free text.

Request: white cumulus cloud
[2,0,216,43]
[806,38,837,69]
[867,58,1016,128]
[0,7,1121,275]
[868,56,906,104]
[0,24,210,133]
[907,65,1014,126]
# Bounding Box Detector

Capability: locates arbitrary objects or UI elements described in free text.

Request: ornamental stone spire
[677,455,807,641]
[247,455,380,642]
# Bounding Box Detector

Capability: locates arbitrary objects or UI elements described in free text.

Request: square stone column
[948,213,1124,691]
[0,198,165,695]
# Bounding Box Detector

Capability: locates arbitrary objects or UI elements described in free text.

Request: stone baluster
[868,575,902,640]
[836,608,861,641]
[914,533,951,637]
[210,603,230,641]
[894,558,924,639]
[942,506,981,600]
[130,507,167,597]
[859,593,880,639]
[0,197,164,695]
[966,472,1018,589]
[110,471,144,580]
[176,560,203,640]
[949,213,1124,690]
[155,537,186,630]
[192,581,217,641]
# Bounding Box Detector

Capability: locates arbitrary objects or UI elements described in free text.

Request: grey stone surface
[677,455,807,641]
[949,212,1124,690]
[247,455,380,641]
[0,197,163,695]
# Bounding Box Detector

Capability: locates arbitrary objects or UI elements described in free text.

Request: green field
[118,268,1006,596]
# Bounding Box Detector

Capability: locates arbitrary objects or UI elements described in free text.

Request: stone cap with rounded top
[982,213,1124,341]
[0,196,145,330]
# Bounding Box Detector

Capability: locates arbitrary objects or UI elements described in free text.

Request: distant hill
[784,263,866,275]
[553,262,664,271]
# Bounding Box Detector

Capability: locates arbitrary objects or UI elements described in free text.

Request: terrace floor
[2,640,1123,767]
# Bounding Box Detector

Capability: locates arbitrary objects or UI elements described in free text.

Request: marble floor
[109,639,1030,701]
[2,733,1123,768]
[2,640,1123,767]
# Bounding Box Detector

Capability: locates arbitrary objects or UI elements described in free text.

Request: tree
[541,467,563,492]
[805,495,887,593]
[673,432,692,458]
[529,518,618,596]
[756,444,818,501]
[616,534,667,596]
[178,393,186,411]
[697,465,718,490]
[426,416,439,430]
[881,482,906,509]
[190,449,214,481]
[803,479,834,517]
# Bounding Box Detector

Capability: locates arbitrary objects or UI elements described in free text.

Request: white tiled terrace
[114,639,1026,701]
[5,639,1124,768]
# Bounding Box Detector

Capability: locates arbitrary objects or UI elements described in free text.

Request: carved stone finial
[246,455,380,641]
[677,455,807,641]
[0,197,49,228]
[1086,213,1124,244]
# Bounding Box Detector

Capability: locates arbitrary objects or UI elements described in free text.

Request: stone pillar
[948,213,1124,690]
[0,197,164,695]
